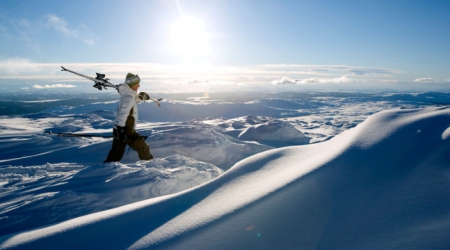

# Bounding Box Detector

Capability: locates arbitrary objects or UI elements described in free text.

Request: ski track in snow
[0,92,449,249]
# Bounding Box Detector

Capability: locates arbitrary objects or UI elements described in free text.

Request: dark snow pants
[104,130,153,163]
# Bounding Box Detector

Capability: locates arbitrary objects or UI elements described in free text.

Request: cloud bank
[0,59,448,91]
[33,84,77,89]
[414,77,435,82]
[271,76,352,85]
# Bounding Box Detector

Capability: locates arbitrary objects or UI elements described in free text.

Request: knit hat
[125,73,140,87]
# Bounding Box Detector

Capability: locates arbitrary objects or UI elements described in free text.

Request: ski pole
[149,98,162,107]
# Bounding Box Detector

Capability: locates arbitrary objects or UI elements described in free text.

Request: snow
[0,92,450,249]
[238,119,311,146]
[0,156,222,236]
[442,126,450,140]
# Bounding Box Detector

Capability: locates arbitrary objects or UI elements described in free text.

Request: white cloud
[414,77,435,82]
[271,77,297,85]
[258,64,401,77]
[44,14,98,45]
[272,76,352,85]
[296,78,319,84]
[319,76,352,83]
[187,79,210,84]
[0,58,44,75]
[45,14,78,38]
[33,84,77,89]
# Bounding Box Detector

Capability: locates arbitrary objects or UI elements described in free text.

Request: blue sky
[0,0,449,92]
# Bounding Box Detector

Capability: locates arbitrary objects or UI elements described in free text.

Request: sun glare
[169,17,212,61]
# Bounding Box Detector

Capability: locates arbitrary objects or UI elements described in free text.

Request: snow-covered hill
[238,119,311,146]
[1,106,449,249]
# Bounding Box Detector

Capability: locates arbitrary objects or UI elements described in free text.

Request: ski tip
[61,66,67,71]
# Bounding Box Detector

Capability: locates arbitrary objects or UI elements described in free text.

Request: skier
[104,72,154,163]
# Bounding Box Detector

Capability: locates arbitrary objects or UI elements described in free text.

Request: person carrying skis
[104,73,153,163]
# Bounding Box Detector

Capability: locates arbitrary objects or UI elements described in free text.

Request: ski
[151,98,162,107]
[45,131,148,140]
[61,66,163,106]
[61,66,118,90]
[45,131,114,138]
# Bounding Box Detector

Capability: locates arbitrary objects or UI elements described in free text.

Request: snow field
[0,106,449,249]
[1,93,449,249]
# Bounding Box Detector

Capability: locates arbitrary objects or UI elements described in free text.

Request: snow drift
[1,107,450,250]
[149,124,273,170]
[238,119,311,146]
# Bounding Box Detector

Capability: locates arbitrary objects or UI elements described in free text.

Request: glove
[138,92,150,101]
[113,125,127,141]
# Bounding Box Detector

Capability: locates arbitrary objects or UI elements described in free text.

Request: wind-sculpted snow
[149,125,273,169]
[1,107,449,249]
[0,155,222,236]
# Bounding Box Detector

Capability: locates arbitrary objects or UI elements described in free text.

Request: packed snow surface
[1,106,449,249]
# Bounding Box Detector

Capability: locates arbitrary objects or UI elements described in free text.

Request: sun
[169,17,212,61]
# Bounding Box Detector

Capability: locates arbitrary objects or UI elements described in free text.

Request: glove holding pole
[138,92,161,107]
[138,92,150,101]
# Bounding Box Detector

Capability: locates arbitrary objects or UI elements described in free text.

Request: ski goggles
[125,74,140,86]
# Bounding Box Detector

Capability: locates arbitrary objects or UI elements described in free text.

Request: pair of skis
[45,131,147,140]
[61,66,162,107]
[45,131,113,138]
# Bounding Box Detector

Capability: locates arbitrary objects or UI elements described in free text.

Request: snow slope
[1,106,449,249]
[0,155,223,236]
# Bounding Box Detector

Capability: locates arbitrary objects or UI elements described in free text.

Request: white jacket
[114,84,142,129]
